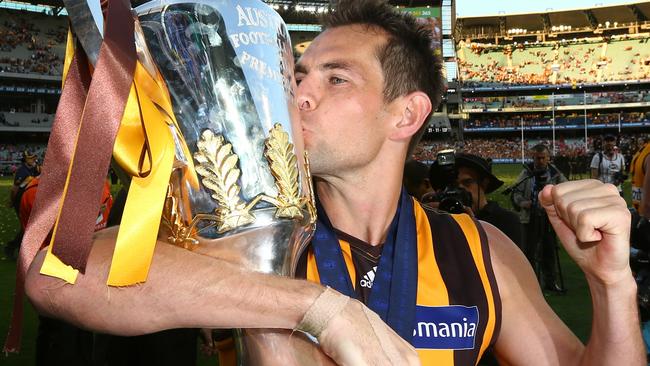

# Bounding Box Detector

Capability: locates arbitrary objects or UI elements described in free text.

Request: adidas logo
[359,266,378,289]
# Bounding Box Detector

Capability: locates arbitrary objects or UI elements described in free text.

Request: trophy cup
[133,0,333,364]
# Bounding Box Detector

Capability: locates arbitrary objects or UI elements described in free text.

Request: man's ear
[390,91,432,141]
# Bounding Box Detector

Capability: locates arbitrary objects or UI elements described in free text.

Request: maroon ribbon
[3,44,91,353]
[3,0,137,353]
[51,0,136,269]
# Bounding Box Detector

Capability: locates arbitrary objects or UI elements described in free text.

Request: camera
[613,171,629,185]
[532,168,551,192]
[425,149,473,214]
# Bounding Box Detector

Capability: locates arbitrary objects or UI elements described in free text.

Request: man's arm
[25,227,419,365]
[487,180,644,366]
[590,168,598,179]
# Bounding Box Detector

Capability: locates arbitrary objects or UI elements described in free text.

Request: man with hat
[428,153,523,249]
[455,153,523,249]
[11,151,41,209]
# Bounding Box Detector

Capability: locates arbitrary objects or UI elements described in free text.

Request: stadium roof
[457,1,650,38]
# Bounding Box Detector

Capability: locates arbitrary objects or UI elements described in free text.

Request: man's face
[533,151,550,170]
[294,25,396,176]
[25,157,36,167]
[604,140,616,155]
[457,166,484,212]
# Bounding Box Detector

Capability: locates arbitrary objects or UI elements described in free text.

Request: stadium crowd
[463,90,650,111]
[0,9,66,76]
[413,133,645,167]
[459,33,650,87]
[464,111,650,128]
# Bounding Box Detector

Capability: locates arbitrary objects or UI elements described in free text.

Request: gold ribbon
[39,29,83,284]
[41,26,198,286]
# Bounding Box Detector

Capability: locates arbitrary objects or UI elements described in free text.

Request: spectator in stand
[591,135,626,196]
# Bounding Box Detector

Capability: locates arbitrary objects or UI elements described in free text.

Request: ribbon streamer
[49,0,136,271]
[3,32,91,353]
[5,0,199,352]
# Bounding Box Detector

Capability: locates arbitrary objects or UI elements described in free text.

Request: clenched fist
[539,179,632,285]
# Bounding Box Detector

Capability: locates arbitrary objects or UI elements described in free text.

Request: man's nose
[295,78,317,112]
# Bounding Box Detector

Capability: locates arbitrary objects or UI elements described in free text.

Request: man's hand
[539,180,632,285]
[317,299,420,366]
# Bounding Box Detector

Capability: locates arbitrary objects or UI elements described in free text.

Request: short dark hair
[604,134,617,142]
[531,144,550,154]
[321,0,445,156]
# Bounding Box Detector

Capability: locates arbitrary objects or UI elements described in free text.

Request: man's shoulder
[590,153,601,166]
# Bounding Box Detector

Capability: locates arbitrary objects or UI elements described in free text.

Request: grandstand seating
[458,34,650,87]
[414,133,642,164]
[463,90,650,112]
[0,8,66,76]
[463,111,650,129]
[0,111,53,129]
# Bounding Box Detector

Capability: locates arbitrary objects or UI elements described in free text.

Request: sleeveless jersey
[631,143,650,214]
[305,201,502,365]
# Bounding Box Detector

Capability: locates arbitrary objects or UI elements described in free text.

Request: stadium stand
[458,34,650,88]
[416,1,650,175]
[0,8,66,76]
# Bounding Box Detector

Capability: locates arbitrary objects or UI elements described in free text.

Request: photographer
[427,152,524,249]
[512,144,567,293]
[591,135,626,196]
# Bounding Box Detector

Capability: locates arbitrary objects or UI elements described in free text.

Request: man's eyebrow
[321,60,354,71]
[294,60,356,74]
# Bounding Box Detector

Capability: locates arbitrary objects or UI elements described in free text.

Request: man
[591,135,626,196]
[5,151,41,259]
[11,150,41,210]
[24,1,643,365]
[429,153,523,249]
[403,160,433,201]
[631,136,650,217]
[512,144,568,292]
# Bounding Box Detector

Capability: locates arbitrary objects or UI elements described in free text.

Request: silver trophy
[62,0,331,363]
[133,1,332,365]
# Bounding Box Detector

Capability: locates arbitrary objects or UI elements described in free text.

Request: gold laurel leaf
[265,123,302,212]
[194,130,249,224]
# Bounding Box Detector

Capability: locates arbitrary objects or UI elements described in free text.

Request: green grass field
[0,165,609,364]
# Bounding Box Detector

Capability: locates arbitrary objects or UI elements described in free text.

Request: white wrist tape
[296,286,349,338]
